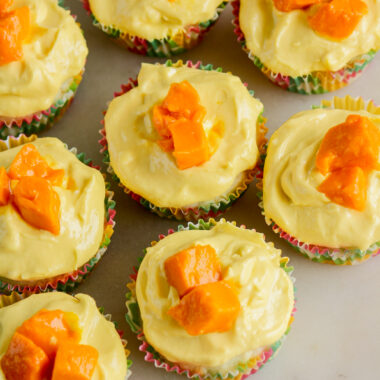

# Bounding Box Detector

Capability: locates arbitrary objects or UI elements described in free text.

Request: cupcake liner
[232,0,377,94]
[0,134,116,294]
[0,292,132,379]
[100,59,267,221]
[82,0,228,57]
[125,218,296,380]
[256,95,380,265]
[0,70,83,140]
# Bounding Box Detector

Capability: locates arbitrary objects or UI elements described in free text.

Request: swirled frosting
[0,138,105,281]
[105,63,263,208]
[0,293,127,380]
[239,0,380,76]
[88,0,224,40]
[263,108,380,250]
[136,221,294,370]
[0,0,88,118]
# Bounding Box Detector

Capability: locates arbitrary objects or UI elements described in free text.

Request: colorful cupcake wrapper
[125,218,296,380]
[0,134,116,294]
[256,95,380,265]
[82,0,227,57]
[100,59,267,221]
[0,71,83,140]
[231,0,377,94]
[0,292,132,379]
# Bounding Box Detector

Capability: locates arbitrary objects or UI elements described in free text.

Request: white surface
[45,2,380,379]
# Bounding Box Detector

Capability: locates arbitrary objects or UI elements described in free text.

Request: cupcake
[259,95,380,264]
[0,0,88,139]
[125,219,295,379]
[101,60,267,221]
[0,135,115,293]
[82,0,228,57]
[232,0,379,94]
[0,292,130,380]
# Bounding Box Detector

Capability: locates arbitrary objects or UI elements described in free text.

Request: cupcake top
[0,0,88,118]
[87,0,224,40]
[0,137,105,281]
[105,63,263,208]
[136,221,294,369]
[239,0,380,76]
[263,108,380,250]
[0,292,127,380]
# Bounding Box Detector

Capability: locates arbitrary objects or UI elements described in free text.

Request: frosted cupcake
[260,96,380,264]
[125,219,295,379]
[232,0,379,94]
[0,0,88,138]
[102,61,267,221]
[0,292,130,380]
[0,135,115,293]
[83,0,228,57]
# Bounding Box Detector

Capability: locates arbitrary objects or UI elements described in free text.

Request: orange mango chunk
[273,0,322,12]
[316,115,380,175]
[0,166,10,206]
[17,309,81,360]
[8,144,52,180]
[169,119,210,170]
[168,280,240,335]
[161,80,202,120]
[308,0,368,40]
[0,332,50,380]
[0,5,30,66]
[164,245,222,297]
[318,166,367,211]
[51,342,99,380]
[13,176,61,235]
[0,0,13,15]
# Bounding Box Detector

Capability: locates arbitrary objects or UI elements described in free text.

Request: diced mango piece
[0,166,10,206]
[168,281,240,335]
[8,144,52,180]
[0,0,13,15]
[161,81,202,120]
[17,309,81,360]
[169,119,210,170]
[0,5,30,66]
[273,0,322,12]
[164,245,222,297]
[45,169,65,187]
[13,176,61,235]
[308,0,368,40]
[318,166,367,211]
[51,343,99,380]
[316,115,380,175]
[0,332,50,380]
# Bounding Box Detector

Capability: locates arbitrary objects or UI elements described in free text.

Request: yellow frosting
[239,0,380,76]
[135,221,294,370]
[263,108,380,250]
[88,0,224,40]
[0,293,127,380]
[0,0,88,118]
[0,138,105,281]
[105,63,263,208]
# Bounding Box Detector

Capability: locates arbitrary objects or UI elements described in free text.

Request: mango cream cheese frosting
[0,137,105,282]
[104,63,264,218]
[134,221,294,375]
[239,0,379,77]
[263,108,380,252]
[233,0,379,93]
[0,0,88,137]
[88,0,224,41]
[0,292,127,380]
